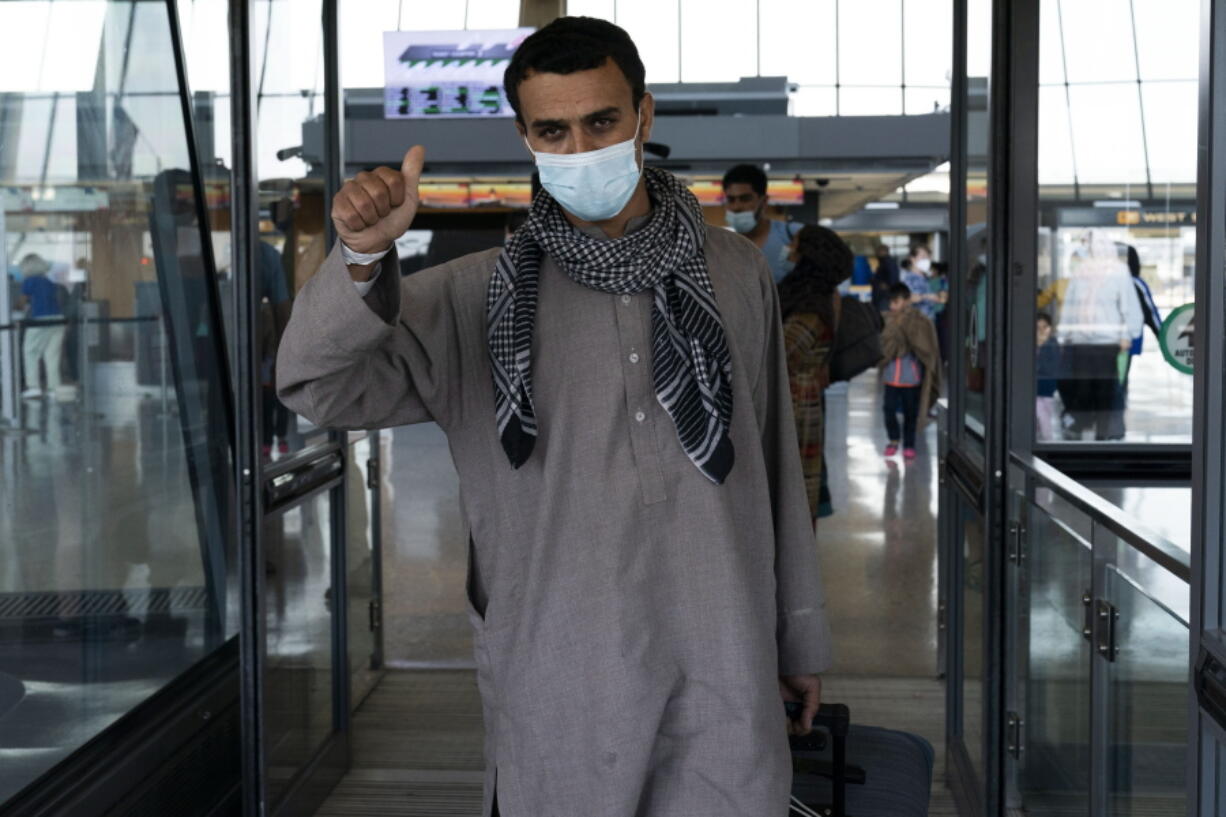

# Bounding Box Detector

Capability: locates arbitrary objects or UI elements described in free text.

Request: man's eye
[593,118,614,129]
[540,127,562,140]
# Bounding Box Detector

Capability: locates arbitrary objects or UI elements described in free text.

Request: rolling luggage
[787,703,934,817]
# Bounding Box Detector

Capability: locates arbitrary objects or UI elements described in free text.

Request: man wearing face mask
[722,163,803,283]
[277,16,831,817]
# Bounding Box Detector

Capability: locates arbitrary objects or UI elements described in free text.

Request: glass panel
[382,423,469,663]
[465,0,520,29]
[0,0,234,803]
[758,0,837,85]
[264,491,336,805]
[1066,85,1148,186]
[346,435,381,708]
[567,0,616,19]
[838,87,905,117]
[1142,81,1199,185]
[1019,502,1092,813]
[253,0,327,461]
[615,0,680,84]
[792,86,839,117]
[1131,0,1198,81]
[1036,0,1198,447]
[839,0,902,88]
[1057,0,1138,84]
[903,0,953,88]
[905,87,951,115]
[962,0,991,446]
[680,0,756,83]
[1106,567,1189,815]
[962,506,986,784]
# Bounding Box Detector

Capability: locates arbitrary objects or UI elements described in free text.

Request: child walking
[1035,312,1062,441]
[880,283,942,461]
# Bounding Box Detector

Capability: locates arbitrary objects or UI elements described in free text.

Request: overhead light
[1093,200,1142,208]
[865,202,900,210]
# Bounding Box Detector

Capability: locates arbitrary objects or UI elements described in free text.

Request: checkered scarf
[486,166,735,484]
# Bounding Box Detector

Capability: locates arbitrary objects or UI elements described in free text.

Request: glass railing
[1009,454,1189,816]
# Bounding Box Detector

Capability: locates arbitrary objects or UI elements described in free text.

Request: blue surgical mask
[778,245,796,276]
[725,209,758,234]
[527,113,642,223]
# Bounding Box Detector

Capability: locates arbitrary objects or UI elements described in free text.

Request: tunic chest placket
[613,292,668,505]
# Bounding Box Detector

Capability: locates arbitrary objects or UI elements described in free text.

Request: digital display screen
[383,29,534,119]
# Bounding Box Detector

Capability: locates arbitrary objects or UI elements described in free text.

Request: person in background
[1035,312,1062,441]
[1056,232,1143,440]
[722,163,802,282]
[871,243,900,313]
[16,254,68,401]
[880,282,941,461]
[901,243,948,322]
[1109,243,1162,439]
[778,225,854,524]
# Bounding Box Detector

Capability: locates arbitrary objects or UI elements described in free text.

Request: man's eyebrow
[530,107,622,130]
[581,106,621,122]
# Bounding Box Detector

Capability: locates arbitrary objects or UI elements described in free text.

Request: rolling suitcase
[786,703,934,817]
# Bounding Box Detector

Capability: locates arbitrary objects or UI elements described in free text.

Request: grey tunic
[277,223,834,817]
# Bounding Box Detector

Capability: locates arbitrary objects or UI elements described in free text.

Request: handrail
[0,316,160,331]
[1010,451,1191,583]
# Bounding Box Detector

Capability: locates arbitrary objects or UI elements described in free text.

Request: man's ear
[639,91,655,143]
[514,119,532,155]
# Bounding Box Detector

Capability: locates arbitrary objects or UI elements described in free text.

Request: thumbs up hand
[331,145,425,255]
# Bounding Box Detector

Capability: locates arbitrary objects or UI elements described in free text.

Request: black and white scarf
[486,166,735,484]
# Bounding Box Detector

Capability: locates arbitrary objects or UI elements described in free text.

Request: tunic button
[629,352,640,364]
[621,294,632,305]
[635,410,646,423]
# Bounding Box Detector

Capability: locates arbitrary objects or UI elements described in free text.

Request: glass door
[1191,0,1226,806]
[942,0,999,812]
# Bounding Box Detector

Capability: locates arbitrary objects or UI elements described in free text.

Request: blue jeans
[883,385,921,448]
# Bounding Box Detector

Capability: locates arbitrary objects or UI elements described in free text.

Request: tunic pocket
[465,533,489,625]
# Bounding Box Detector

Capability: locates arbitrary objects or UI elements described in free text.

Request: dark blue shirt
[21,275,61,319]
[1036,337,1061,398]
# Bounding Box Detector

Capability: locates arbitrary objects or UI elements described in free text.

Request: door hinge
[1094,599,1119,662]
[368,598,381,632]
[366,457,379,490]
[1007,519,1026,565]
[1006,711,1024,758]
[937,599,948,631]
[1082,590,1094,643]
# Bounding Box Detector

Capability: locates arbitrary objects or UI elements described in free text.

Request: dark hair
[888,282,912,301]
[504,17,646,125]
[1037,311,1053,326]
[722,164,768,196]
[1122,243,1141,277]
[909,243,931,258]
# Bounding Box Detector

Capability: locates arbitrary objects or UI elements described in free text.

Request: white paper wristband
[340,241,391,266]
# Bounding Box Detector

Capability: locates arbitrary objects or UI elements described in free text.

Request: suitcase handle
[809,703,848,817]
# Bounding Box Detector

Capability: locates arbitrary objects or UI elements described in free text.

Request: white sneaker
[21,388,42,400]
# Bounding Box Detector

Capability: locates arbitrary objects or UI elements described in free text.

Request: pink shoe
[884,444,899,457]
[904,447,917,461]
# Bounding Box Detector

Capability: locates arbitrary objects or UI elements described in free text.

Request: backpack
[829,295,884,382]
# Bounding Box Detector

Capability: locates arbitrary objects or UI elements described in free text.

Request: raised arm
[276,146,465,431]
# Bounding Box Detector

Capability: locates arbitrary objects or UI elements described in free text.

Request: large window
[1035,0,1197,445]
[570,0,952,116]
[0,0,234,802]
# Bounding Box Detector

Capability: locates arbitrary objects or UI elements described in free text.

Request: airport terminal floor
[3,0,1226,816]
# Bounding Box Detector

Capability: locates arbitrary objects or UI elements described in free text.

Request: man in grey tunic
[278,17,832,817]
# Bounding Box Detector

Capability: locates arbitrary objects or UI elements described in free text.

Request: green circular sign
[1159,303,1195,375]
